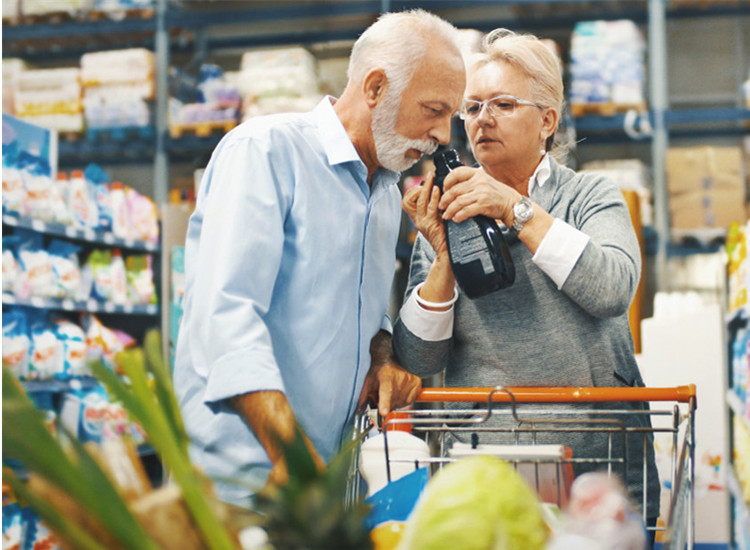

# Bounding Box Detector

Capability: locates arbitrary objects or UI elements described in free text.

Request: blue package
[364,466,429,531]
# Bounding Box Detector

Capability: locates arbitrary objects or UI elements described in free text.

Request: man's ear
[362,68,388,108]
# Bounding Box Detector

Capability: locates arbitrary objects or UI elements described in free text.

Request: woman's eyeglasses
[459,94,542,120]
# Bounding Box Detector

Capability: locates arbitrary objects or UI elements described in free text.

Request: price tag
[145,242,157,251]
[61,299,74,310]
[65,226,77,237]
[103,233,115,245]
[30,297,45,308]
[84,229,96,241]
[104,302,116,313]
[87,299,98,311]
[3,215,18,226]
[3,293,16,304]
[124,238,135,248]
[147,305,158,315]
[123,303,134,313]
[31,220,45,232]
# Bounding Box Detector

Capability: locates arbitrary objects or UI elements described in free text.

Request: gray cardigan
[393,157,661,518]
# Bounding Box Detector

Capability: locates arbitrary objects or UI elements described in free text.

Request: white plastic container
[358,431,430,497]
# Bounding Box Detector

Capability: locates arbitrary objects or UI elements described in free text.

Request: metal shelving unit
[2,0,748,276]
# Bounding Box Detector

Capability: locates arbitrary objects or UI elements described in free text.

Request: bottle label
[449,222,496,275]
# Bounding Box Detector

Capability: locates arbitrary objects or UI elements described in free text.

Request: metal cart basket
[347,384,696,549]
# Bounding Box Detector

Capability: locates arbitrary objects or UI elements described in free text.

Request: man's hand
[231,390,326,495]
[358,330,422,416]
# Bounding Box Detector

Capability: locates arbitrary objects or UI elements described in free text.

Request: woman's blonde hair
[469,28,565,153]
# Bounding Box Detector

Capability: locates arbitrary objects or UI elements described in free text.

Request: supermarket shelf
[4,1,749,54]
[1,293,159,316]
[641,225,728,258]
[58,135,157,165]
[55,105,750,160]
[574,107,750,143]
[2,213,159,252]
[21,375,99,394]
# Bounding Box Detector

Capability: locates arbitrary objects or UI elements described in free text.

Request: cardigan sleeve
[558,173,641,319]
[392,234,453,378]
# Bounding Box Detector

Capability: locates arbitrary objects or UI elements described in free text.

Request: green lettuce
[397,455,548,550]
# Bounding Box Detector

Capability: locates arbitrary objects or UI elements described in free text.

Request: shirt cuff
[399,289,455,342]
[204,347,285,404]
[380,314,393,334]
[532,218,590,289]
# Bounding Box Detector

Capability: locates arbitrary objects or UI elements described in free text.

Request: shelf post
[153,0,169,208]
[648,0,670,291]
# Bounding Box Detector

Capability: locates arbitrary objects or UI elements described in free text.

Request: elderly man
[173,9,465,507]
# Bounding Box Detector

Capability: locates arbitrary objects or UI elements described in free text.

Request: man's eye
[423,104,442,116]
[495,100,515,110]
[465,104,481,114]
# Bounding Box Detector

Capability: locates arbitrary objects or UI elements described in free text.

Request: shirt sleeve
[399,290,455,341]
[381,314,393,333]
[532,217,590,289]
[190,134,292,405]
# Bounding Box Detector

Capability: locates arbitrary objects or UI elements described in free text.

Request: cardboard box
[666,146,744,195]
[669,186,747,230]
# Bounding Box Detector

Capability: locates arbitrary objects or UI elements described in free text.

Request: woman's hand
[402,173,448,256]
[439,166,521,226]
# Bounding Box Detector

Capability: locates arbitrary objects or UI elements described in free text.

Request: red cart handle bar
[416,385,697,406]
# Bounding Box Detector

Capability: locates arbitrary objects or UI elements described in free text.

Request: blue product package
[2,502,24,550]
[2,307,30,379]
[84,164,112,231]
[22,506,60,550]
[364,466,429,531]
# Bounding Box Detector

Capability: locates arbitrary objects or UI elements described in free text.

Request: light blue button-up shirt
[173,97,402,506]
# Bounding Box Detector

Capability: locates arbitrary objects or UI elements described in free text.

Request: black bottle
[432,148,515,299]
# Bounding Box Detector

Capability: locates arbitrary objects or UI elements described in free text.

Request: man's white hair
[347,9,460,99]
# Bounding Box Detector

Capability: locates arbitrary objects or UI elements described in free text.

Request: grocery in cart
[347,385,696,550]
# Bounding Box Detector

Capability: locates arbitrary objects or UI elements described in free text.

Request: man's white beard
[372,89,438,173]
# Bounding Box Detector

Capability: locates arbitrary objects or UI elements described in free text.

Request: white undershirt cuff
[399,285,456,342]
[532,217,590,289]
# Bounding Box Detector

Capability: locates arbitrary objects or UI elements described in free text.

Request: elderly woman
[393,28,660,537]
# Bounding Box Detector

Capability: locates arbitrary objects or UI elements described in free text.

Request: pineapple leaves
[257,423,373,550]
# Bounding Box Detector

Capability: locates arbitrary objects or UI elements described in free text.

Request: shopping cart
[346,384,696,549]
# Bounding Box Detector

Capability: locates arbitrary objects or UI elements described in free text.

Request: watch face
[515,199,533,222]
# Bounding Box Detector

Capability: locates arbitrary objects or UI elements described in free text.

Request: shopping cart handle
[417,385,697,406]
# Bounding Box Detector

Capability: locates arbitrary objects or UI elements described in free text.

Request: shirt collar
[528,153,551,195]
[313,96,361,166]
[313,96,400,189]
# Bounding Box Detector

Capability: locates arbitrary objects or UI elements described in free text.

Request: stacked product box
[168,64,241,138]
[12,67,84,133]
[21,0,93,17]
[2,59,26,115]
[235,46,323,120]
[569,19,646,114]
[666,146,747,232]
[81,48,154,136]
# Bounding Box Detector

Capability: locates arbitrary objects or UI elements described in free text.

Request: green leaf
[95,352,239,550]
[143,330,189,453]
[2,368,163,550]
[3,470,112,550]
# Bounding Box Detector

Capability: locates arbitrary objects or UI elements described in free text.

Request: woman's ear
[362,68,389,108]
[541,107,559,140]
